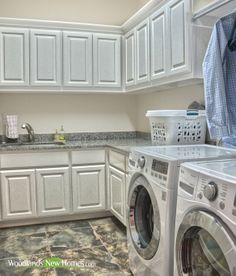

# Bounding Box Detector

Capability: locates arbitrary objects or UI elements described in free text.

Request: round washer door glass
[176,211,234,276]
[128,175,161,260]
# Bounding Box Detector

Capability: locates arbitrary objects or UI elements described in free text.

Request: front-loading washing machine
[174,159,236,276]
[127,145,236,276]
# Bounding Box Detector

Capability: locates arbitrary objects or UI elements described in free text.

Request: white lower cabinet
[36,167,70,217]
[109,166,126,224]
[108,149,127,226]
[0,169,37,220]
[72,165,106,213]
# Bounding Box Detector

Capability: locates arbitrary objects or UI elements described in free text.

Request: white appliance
[127,145,236,276]
[174,159,236,276]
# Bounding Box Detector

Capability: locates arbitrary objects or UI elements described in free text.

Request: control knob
[137,156,146,168]
[203,181,218,201]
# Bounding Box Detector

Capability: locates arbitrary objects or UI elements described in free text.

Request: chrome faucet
[21,123,35,142]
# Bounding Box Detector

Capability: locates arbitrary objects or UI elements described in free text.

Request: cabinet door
[109,166,126,225]
[63,31,92,86]
[0,28,29,86]
[36,167,70,217]
[124,29,136,86]
[136,19,150,84]
[167,0,190,74]
[72,165,105,213]
[93,34,121,87]
[0,169,36,220]
[150,7,167,80]
[30,29,61,86]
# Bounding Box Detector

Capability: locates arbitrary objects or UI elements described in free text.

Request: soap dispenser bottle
[59,125,65,142]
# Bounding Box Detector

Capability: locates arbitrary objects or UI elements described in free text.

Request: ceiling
[0,0,151,25]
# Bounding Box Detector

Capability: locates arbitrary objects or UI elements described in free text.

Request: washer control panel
[150,159,169,186]
[128,151,169,187]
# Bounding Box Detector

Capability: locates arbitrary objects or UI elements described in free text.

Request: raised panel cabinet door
[0,28,29,86]
[72,165,105,213]
[124,29,136,86]
[30,29,61,86]
[93,34,121,87]
[167,0,191,74]
[0,169,36,220]
[36,167,70,217]
[150,7,167,80]
[63,31,92,86]
[109,166,125,224]
[136,18,150,84]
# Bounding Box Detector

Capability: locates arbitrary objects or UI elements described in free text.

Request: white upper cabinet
[93,33,121,87]
[136,19,150,84]
[167,0,190,75]
[0,28,29,86]
[30,29,61,86]
[0,1,207,93]
[63,31,92,87]
[150,7,167,80]
[124,30,136,86]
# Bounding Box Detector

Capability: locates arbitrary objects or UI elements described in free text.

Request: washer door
[176,210,236,275]
[128,175,161,260]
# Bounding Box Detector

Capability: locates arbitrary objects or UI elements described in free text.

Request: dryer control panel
[196,174,236,222]
[179,166,236,222]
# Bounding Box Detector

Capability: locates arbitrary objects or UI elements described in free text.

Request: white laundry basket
[146,110,206,145]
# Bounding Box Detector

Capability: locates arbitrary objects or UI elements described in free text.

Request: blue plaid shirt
[203,12,236,139]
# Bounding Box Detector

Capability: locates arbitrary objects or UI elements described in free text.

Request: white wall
[0,0,150,25]
[0,94,138,134]
[193,0,216,12]
[136,85,205,132]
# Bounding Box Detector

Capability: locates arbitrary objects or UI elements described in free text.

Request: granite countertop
[0,138,152,154]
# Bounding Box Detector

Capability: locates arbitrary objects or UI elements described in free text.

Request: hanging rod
[192,0,235,20]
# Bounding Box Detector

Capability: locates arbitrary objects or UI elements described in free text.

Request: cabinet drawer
[109,150,126,171]
[0,152,69,169]
[72,150,105,165]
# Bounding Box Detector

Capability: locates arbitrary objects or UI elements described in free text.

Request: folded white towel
[6,115,18,139]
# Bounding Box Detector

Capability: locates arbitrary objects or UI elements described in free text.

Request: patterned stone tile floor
[0,217,132,276]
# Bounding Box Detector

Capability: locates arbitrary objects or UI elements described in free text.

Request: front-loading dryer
[127,145,236,276]
[174,159,236,276]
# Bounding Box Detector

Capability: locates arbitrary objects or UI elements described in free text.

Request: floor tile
[88,217,115,227]
[0,217,130,275]
[0,224,46,238]
[0,233,49,260]
[47,227,102,252]
[51,247,122,276]
[46,220,91,233]
[0,254,54,276]
[105,241,129,271]
[92,221,127,246]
